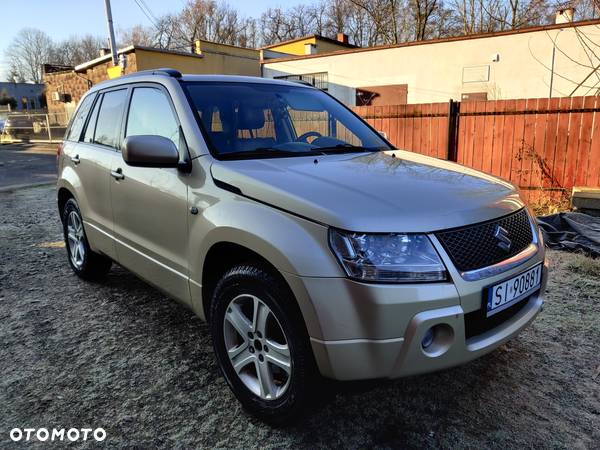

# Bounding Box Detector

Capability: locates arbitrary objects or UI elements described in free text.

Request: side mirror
[121,135,179,168]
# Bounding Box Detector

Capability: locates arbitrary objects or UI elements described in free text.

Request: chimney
[555,7,574,24]
[193,39,202,55]
[99,48,111,57]
[337,33,349,44]
[304,43,316,55]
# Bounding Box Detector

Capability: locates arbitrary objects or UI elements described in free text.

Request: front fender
[190,196,342,281]
[188,189,343,335]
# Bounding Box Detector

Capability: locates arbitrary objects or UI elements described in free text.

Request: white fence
[1,111,71,144]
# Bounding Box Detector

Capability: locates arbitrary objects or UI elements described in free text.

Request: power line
[131,0,192,51]
[138,0,160,25]
[132,0,160,29]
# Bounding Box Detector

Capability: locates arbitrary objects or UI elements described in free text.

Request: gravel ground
[1,186,599,449]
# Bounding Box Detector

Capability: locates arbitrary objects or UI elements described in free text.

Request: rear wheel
[210,264,316,424]
[62,198,111,280]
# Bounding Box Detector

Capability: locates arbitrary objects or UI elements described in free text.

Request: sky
[0,0,292,80]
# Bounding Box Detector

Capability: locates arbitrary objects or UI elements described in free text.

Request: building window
[274,72,328,91]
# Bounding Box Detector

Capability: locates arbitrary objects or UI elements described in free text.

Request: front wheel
[62,198,111,280]
[210,264,317,424]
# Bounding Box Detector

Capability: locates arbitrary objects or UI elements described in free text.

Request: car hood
[210,150,524,232]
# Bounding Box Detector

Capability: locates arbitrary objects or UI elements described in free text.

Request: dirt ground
[1,186,598,449]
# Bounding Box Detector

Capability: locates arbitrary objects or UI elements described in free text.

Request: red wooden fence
[354,97,600,203]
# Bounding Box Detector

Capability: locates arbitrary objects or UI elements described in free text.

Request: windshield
[183,81,391,159]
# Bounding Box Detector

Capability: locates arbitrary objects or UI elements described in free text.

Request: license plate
[486,264,542,317]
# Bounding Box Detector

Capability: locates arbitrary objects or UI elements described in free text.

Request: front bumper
[283,244,548,381]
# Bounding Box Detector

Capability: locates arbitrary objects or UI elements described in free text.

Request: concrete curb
[0,181,56,193]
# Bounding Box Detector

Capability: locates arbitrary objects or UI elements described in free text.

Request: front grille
[464,294,533,339]
[436,209,533,272]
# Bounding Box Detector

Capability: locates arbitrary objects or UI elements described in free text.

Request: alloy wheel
[66,211,85,269]
[223,294,292,400]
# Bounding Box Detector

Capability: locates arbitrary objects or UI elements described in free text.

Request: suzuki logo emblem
[494,225,512,252]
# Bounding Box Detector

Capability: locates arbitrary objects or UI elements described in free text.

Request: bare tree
[118,25,156,47]
[484,0,549,29]
[5,67,26,83]
[259,7,300,43]
[451,0,506,35]
[5,28,54,83]
[571,0,599,19]
[51,35,107,66]
[178,0,245,49]
[348,0,402,43]
[412,0,440,40]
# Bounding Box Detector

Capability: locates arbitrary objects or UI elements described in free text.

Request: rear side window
[83,95,101,144]
[66,94,95,142]
[93,89,127,148]
[125,87,180,149]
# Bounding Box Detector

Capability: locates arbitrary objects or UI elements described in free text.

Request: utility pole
[103,0,118,66]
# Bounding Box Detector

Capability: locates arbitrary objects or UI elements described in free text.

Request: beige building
[262,16,600,106]
[44,40,260,116]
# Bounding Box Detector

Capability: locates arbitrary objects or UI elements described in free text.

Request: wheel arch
[57,186,75,217]
[196,236,325,341]
[201,241,292,323]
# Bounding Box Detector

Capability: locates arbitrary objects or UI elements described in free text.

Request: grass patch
[565,253,600,278]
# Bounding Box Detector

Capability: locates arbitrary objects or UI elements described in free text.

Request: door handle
[70,155,80,165]
[110,168,124,180]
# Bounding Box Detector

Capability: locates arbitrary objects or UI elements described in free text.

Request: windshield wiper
[219,147,323,160]
[312,144,382,154]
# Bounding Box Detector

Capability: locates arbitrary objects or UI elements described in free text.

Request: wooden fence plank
[530,98,549,193]
[519,98,538,191]
[490,100,505,178]
[413,105,422,155]
[405,104,414,153]
[461,101,476,166]
[422,103,432,156]
[575,97,595,187]
[482,100,496,174]
[472,101,487,171]
[564,97,584,190]
[588,105,600,188]
[456,102,468,164]
[542,98,560,189]
[553,97,572,190]
[387,105,398,148]
[381,105,390,141]
[499,100,516,181]
[437,103,448,159]
[509,99,528,185]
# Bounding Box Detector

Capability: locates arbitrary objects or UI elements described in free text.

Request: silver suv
[57,69,548,423]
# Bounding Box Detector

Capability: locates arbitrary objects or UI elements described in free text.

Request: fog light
[421,328,435,349]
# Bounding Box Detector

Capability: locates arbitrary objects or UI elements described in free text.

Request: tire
[62,198,111,280]
[210,264,317,424]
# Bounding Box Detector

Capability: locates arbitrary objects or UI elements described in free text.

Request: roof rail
[122,68,182,79]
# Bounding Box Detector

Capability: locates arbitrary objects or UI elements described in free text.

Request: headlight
[329,229,447,282]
